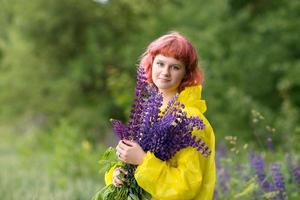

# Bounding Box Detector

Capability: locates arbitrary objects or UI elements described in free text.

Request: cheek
[179,69,186,82]
[151,72,155,81]
[175,72,185,82]
[151,65,158,77]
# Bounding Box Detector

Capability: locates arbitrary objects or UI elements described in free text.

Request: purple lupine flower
[219,167,230,194]
[250,153,273,192]
[127,66,149,140]
[292,166,300,185]
[285,154,300,186]
[217,145,227,158]
[270,163,286,199]
[137,97,208,161]
[110,119,130,140]
[215,152,224,199]
[112,66,211,160]
[236,162,243,172]
[106,66,211,200]
[213,189,218,200]
[285,154,293,175]
[265,136,274,151]
[215,145,227,172]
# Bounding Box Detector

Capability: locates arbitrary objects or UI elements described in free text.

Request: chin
[156,84,171,89]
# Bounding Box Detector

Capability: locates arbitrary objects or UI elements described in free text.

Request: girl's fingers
[118,140,131,149]
[119,168,128,175]
[112,167,128,186]
[116,145,127,156]
[113,177,124,187]
[114,167,127,176]
[116,146,123,153]
[122,139,135,146]
[117,140,126,150]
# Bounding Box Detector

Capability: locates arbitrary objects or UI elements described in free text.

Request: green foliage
[233,177,257,199]
[0,130,102,200]
[0,0,155,136]
[98,147,118,173]
[93,148,151,200]
[1,0,298,146]
[46,119,103,178]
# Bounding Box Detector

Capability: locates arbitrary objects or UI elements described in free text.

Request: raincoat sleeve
[104,165,116,185]
[135,147,204,200]
[134,107,215,200]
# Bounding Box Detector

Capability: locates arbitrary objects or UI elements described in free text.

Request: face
[151,54,186,94]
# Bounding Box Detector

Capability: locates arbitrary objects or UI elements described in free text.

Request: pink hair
[139,31,203,92]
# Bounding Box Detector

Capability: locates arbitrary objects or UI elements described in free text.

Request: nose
[161,66,170,77]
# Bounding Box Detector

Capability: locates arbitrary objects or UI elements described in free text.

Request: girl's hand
[116,140,146,165]
[112,167,128,187]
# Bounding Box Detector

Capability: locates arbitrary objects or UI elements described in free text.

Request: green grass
[1,126,299,200]
[0,132,104,200]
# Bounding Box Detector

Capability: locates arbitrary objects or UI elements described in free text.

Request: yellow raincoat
[105,85,216,200]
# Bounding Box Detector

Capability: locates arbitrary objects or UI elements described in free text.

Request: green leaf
[141,191,152,200]
[234,177,257,198]
[91,191,103,200]
[128,193,139,200]
[98,147,118,173]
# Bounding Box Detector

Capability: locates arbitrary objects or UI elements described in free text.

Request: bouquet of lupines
[92,66,211,200]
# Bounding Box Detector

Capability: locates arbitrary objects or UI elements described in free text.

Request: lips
[158,78,171,81]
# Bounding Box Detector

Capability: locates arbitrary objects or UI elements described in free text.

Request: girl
[106,32,216,200]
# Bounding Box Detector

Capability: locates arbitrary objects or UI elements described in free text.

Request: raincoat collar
[178,85,207,113]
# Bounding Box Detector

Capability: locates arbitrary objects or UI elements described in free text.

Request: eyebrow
[156,59,183,68]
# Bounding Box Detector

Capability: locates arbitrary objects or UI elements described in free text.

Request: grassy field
[0,131,104,200]
[1,127,299,200]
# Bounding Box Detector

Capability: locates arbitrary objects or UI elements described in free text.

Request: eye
[156,61,164,67]
[171,65,180,70]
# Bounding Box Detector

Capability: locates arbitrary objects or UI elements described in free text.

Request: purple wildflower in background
[250,153,273,192]
[292,166,300,185]
[216,153,221,172]
[266,136,274,151]
[219,167,230,194]
[270,163,286,200]
[217,145,227,158]
[285,154,300,186]
[215,145,227,173]
[214,146,225,200]
[235,157,244,172]
[213,189,218,200]
[285,154,293,174]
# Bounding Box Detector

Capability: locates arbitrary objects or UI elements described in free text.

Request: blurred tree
[0,0,162,140]
[0,0,299,148]
[132,0,300,147]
